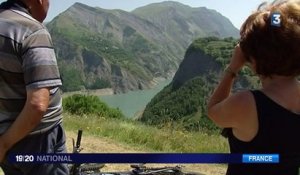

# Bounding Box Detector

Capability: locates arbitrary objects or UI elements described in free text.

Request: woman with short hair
[208,0,300,174]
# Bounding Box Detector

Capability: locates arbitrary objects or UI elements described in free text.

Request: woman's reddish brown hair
[240,0,300,76]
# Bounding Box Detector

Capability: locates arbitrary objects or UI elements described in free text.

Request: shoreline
[62,88,114,97]
[61,76,173,98]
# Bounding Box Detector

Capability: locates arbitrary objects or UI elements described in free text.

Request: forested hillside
[140,37,260,132]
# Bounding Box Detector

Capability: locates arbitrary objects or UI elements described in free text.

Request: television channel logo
[271,12,281,27]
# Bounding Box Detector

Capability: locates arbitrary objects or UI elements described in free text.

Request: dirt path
[65,131,227,175]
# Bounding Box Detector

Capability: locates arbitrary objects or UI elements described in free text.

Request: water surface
[100,79,171,118]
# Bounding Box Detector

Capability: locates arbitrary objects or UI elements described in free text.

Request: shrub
[63,94,124,119]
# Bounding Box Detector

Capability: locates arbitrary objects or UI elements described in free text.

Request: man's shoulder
[1,8,46,34]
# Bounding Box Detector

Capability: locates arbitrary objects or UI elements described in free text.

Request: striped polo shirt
[0,2,63,134]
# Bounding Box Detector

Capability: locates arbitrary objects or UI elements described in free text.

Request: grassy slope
[64,113,228,153]
[65,130,227,175]
[64,113,228,175]
[0,113,228,175]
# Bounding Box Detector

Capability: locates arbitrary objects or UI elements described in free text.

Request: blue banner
[9,153,242,164]
[242,154,279,163]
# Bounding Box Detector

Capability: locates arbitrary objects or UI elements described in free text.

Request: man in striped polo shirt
[0,0,69,174]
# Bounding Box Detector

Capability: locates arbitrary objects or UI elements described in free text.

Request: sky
[0,0,269,29]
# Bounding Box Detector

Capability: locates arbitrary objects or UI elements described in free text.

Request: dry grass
[65,130,226,175]
[0,130,227,175]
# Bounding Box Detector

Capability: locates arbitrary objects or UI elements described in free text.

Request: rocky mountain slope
[47,1,239,93]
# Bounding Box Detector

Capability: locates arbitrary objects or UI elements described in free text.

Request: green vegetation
[127,33,155,53]
[63,94,124,119]
[62,94,228,153]
[48,17,153,92]
[47,2,239,93]
[188,37,255,77]
[187,37,236,67]
[60,67,84,92]
[85,78,111,90]
[140,37,236,132]
[63,113,228,153]
[141,37,259,132]
[142,77,218,132]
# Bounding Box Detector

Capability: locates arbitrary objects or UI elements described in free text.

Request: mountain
[139,37,259,131]
[133,1,239,47]
[47,2,239,93]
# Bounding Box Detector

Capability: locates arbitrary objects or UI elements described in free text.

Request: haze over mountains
[46,1,239,93]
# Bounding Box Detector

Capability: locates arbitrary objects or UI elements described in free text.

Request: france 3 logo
[271,12,281,27]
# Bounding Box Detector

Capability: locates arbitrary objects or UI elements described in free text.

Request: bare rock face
[172,49,222,90]
[47,2,239,93]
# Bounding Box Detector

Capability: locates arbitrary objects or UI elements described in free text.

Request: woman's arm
[207,45,249,128]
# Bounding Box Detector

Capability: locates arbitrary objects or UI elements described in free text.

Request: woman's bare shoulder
[208,90,256,128]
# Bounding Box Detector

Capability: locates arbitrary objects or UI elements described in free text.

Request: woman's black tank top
[226,90,300,175]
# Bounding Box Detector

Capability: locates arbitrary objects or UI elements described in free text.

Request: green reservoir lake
[100,79,171,118]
